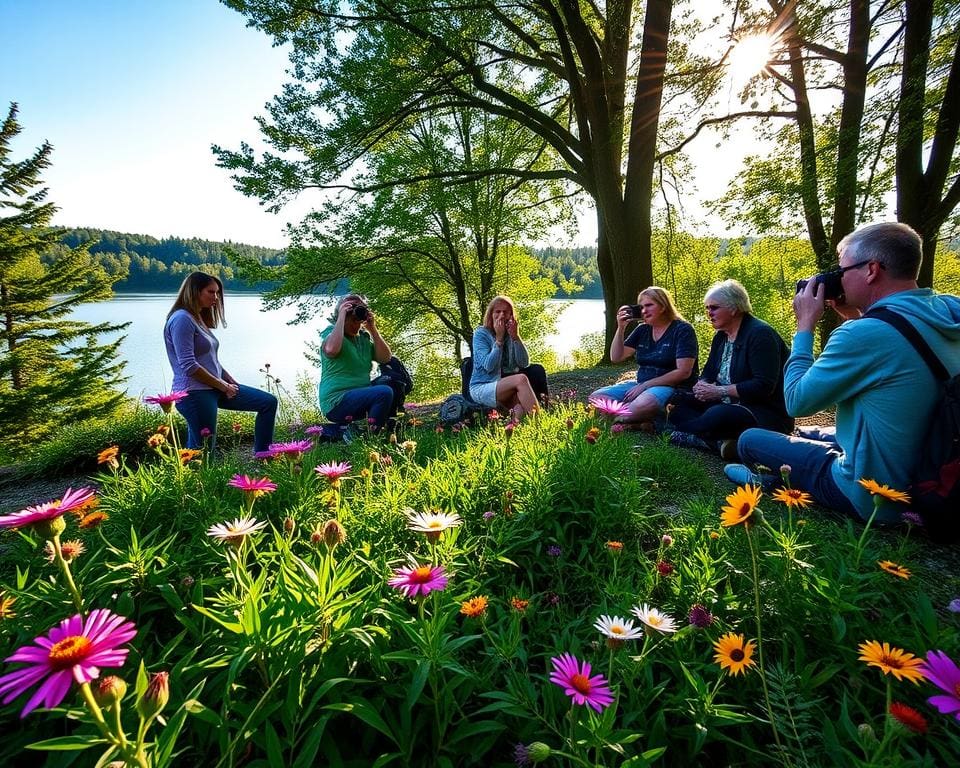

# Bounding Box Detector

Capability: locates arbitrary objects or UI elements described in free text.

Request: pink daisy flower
[387,564,448,598]
[549,652,615,712]
[588,395,632,418]
[227,475,277,497]
[920,650,960,721]
[0,487,97,530]
[268,440,313,459]
[304,425,326,436]
[0,609,137,717]
[315,461,352,482]
[143,391,189,413]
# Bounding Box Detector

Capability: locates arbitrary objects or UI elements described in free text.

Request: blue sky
[0,0,301,247]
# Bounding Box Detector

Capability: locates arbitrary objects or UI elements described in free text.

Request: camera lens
[352,305,368,321]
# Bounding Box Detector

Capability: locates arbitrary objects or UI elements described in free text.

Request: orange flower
[720,485,761,527]
[510,596,529,613]
[460,596,489,618]
[78,510,109,529]
[179,449,201,464]
[858,641,926,684]
[771,487,811,509]
[0,591,16,620]
[585,427,601,444]
[878,560,911,579]
[147,433,166,448]
[97,446,119,466]
[713,633,757,676]
[606,541,623,554]
[858,478,910,504]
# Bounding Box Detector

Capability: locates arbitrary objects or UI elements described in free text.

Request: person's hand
[507,317,519,340]
[826,298,861,322]
[793,279,825,332]
[222,381,239,399]
[338,301,354,321]
[364,308,377,331]
[624,383,646,402]
[493,315,506,342]
[693,379,723,402]
[616,305,633,329]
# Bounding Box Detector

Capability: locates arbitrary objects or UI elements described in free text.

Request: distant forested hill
[47,228,285,292]
[533,246,601,298]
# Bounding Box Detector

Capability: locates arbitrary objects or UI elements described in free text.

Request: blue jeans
[176,385,278,454]
[326,384,395,429]
[737,428,858,518]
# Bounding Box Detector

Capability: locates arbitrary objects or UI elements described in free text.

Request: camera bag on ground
[865,307,960,541]
[439,394,485,425]
[372,356,414,395]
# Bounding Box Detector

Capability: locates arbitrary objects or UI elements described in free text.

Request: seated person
[729,222,960,523]
[318,294,396,431]
[668,279,793,459]
[589,286,697,427]
[469,295,545,418]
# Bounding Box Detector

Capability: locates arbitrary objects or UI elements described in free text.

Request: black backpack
[438,394,485,426]
[372,356,414,395]
[866,307,960,540]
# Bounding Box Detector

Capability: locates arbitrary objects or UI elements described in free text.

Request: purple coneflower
[548,653,614,712]
[0,609,136,717]
[920,650,960,721]
[228,474,277,496]
[269,440,313,459]
[688,603,715,628]
[315,461,352,484]
[387,564,448,598]
[143,391,189,413]
[0,487,97,531]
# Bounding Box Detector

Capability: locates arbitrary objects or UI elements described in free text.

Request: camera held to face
[350,304,369,321]
[796,270,844,302]
[627,304,643,319]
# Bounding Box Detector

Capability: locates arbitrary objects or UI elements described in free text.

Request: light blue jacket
[785,288,960,521]
[470,326,530,386]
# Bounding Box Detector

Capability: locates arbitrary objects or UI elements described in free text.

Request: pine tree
[0,103,128,450]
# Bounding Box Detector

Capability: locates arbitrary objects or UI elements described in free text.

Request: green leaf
[27,735,107,751]
[323,700,396,743]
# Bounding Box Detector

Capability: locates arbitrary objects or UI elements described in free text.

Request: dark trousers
[668,399,757,442]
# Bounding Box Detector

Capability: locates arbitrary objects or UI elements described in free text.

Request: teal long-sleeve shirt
[784,289,960,521]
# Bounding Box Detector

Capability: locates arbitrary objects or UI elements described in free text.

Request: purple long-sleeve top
[163,309,222,390]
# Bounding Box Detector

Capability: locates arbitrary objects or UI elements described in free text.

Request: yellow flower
[713,633,757,676]
[858,641,926,684]
[0,591,16,620]
[460,595,488,618]
[709,531,721,540]
[97,446,119,465]
[179,449,202,464]
[858,478,911,504]
[720,485,761,527]
[147,433,166,448]
[771,487,811,509]
[878,560,911,579]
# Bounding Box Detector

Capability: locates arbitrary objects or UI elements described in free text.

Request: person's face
[492,303,513,324]
[704,296,735,330]
[837,246,874,308]
[343,300,364,335]
[199,283,220,308]
[639,296,664,324]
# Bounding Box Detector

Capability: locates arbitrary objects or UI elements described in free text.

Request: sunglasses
[836,258,884,276]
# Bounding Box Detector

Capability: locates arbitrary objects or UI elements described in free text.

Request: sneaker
[719,439,739,462]
[724,463,759,486]
[341,425,356,445]
[668,430,711,451]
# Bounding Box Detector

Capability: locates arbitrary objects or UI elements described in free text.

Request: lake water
[68,294,606,398]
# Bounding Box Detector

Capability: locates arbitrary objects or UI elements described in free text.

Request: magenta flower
[0,487,97,530]
[315,461,352,483]
[549,653,614,712]
[588,395,632,418]
[304,425,325,436]
[143,391,189,413]
[920,650,960,721]
[227,475,277,496]
[387,564,448,598]
[0,609,137,717]
[268,440,313,459]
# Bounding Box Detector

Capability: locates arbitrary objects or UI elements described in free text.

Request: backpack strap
[864,307,950,381]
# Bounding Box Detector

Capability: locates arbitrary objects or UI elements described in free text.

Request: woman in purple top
[163,272,277,454]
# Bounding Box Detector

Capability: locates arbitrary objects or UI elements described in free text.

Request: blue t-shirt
[624,319,698,388]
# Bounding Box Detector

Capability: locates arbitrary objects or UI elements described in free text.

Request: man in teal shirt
[319,294,394,431]
[727,223,960,522]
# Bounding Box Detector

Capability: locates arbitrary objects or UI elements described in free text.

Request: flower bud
[857,723,878,746]
[527,742,552,762]
[283,517,295,534]
[36,514,67,540]
[137,671,169,719]
[93,675,128,706]
[322,519,347,552]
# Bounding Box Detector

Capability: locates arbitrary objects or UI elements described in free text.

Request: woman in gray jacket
[469,295,543,418]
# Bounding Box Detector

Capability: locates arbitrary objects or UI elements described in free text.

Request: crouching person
[729,223,960,523]
[319,294,395,432]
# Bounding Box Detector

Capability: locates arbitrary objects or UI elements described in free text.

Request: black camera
[350,304,369,321]
[628,304,643,319]
[796,270,844,302]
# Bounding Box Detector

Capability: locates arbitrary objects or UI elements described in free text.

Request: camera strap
[864,307,949,381]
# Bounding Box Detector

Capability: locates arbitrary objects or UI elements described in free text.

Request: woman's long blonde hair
[167,272,226,328]
[638,286,684,323]
[482,295,517,330]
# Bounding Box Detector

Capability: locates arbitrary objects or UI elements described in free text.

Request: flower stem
[52,535,84,613]
[854,498,881,567]
[746,526,790,766]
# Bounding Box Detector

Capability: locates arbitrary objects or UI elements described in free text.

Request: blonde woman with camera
[319,293,394,431]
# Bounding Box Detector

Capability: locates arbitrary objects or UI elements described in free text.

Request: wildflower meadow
[0,396,958,767]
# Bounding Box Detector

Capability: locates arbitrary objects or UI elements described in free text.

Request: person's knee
[371,384,394,405]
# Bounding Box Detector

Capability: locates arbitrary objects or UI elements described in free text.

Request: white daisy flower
[630,603,678,634]
[594,614,644,645]
[406,508,462,539]
[208,516,268,545]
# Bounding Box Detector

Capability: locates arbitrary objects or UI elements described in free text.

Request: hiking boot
[668,430,711,451]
